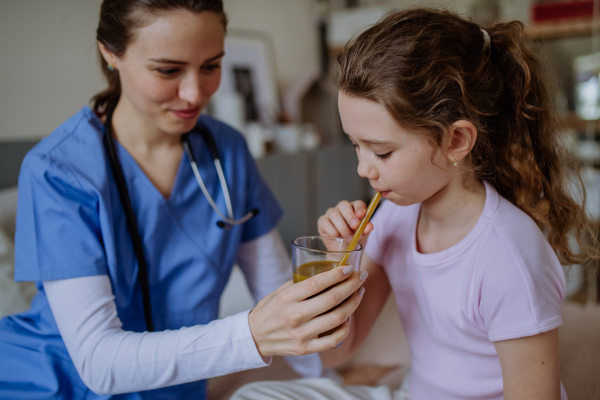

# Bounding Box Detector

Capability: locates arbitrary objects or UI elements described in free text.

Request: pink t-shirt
[365,182,567,399]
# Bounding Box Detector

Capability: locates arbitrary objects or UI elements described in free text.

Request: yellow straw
[338,191,382,267]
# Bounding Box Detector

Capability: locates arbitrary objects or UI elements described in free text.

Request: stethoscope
[102,104,258,331]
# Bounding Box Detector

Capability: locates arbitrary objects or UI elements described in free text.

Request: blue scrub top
[0,106,282,399]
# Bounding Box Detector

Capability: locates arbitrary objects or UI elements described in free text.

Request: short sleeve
[238,141,282,243]
[14,153,106,281]
[476,236,565,342]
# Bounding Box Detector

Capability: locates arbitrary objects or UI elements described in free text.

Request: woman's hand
[318,200,374,246]
[248,265,367,358]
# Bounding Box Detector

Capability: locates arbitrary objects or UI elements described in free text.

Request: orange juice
[292,260,339,283]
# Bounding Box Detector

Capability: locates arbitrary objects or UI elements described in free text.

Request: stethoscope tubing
[103,105,259,332]
[182,135,256,227]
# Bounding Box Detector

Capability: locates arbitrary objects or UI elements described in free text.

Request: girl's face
[103,10,225,135]
[338,92,452,206]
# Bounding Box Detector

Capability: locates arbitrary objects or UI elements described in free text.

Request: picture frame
[215,29,280,127]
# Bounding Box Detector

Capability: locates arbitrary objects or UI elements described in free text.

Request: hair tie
[481,28,491,49]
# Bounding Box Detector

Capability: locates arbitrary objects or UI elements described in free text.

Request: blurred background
[1,1,599,398]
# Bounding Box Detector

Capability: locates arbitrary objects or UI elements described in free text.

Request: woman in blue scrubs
[0,1,367,398]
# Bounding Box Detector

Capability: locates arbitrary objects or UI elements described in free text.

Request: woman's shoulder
[20,106,106,194]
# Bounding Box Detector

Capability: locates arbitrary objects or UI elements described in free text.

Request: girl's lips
[380,190,391,198]
[170,108,200,120]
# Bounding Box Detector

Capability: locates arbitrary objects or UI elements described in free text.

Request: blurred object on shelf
[216,30,280,128]
[532,0,593,23]
[470,0,500,27]
[580,166,600,219]
[275,124,302,154]
[562,112,600,132]
[211,92,246,134]
[574,52,600,121]
[577,139,600,162]
[274,124,322,154]
[282,67,321,124]
[245,123,266,159]
[327,5,388,56]
[243,123,322,159]
[301,124,321,151]
[526,18,595,40]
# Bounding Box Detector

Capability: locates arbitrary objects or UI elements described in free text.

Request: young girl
[232,8,599,400]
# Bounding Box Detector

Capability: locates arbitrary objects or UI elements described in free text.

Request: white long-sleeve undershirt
[43,228,323,395]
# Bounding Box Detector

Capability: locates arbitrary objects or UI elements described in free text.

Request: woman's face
[338,91,452,206]
[105,10,225,135]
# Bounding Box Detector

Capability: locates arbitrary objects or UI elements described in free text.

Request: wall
[1,0,586,142]
[0,0,105,141]
[0,0,321,141]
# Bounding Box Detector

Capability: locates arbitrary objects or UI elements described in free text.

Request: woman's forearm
[44,275,268,395]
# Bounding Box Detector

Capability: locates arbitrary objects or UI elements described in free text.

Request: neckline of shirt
[411,181,499,266]
[84,105,193,205]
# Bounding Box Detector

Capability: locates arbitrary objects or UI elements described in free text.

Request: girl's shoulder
[482,193,560,270]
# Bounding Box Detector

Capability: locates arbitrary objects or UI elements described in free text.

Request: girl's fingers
[336,201,360,229]
[363,222,374,234]
[351,200,367,220]
[328,209,354,238]
[318,216,341,238]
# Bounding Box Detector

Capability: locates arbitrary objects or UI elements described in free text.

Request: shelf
[526,18,596,40]
[562,113,600,133]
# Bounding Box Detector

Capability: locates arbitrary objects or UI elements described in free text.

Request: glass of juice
[292,236,363,336]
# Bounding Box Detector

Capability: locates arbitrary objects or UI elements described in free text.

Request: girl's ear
[98,41,118,69]
[446,120,478,165]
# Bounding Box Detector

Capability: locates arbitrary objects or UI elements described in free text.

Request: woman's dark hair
[337,8,599,266]
[92,0,227,112]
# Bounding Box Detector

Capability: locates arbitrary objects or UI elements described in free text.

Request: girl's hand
[248,264,367,358]
[318,200,374,246]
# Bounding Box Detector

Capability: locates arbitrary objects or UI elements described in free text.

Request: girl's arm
[316,199,391,367]
[320,253,390,367]
[494,328,561,400]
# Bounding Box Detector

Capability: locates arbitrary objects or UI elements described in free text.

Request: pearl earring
[453,157,459,167]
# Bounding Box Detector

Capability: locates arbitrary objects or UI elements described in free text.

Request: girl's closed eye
[375,151,392,160]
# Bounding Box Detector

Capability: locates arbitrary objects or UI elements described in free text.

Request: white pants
[230,377,410,400]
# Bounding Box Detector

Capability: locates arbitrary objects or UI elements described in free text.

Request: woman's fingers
[305,319,351,354]
[290,264,359,302]
[304,289,363,339]
[304,271,366,316]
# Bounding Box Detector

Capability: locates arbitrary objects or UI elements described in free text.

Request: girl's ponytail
[485,22,599,265]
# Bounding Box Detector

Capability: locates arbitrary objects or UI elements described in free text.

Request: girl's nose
[357,157,378,180]
[178,74,203,106]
